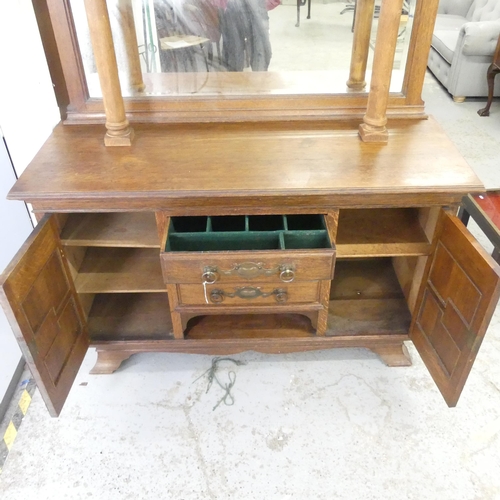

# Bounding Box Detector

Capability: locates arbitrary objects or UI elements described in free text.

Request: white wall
[0,1,60,403]
[0,1,61,176]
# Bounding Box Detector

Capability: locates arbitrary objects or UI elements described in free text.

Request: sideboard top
[8,117,483,213]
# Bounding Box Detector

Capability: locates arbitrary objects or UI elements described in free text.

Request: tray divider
[206,216,212,233]
[279,232,286,250]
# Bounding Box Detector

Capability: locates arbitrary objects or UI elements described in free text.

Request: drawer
[177,281,321,306]
[161,215,336,284]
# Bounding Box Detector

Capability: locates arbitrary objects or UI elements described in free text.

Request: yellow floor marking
[3,422,17,451]
[18,390,31,415]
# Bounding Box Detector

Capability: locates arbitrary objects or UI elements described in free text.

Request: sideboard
[1,117,499,416]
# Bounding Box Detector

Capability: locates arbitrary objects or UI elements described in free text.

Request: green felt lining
[166,215,331,252]
[283,232,331,249]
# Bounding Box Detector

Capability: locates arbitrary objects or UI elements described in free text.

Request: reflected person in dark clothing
[220,0,272,72]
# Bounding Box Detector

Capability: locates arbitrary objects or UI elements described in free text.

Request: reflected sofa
[428,0,500,101]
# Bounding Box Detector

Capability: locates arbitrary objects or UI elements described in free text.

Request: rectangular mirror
[69,0,416,98]
[39,0,437,122]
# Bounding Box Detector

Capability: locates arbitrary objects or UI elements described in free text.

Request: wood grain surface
[9,118,483,211]
[60,213,159,247]
[88,293,172,340]
[177,281,320,306]
[336,208,431,257]
[0,216,89,417]
[161,249,335,284]
[74,247,166,293]
[410,212,500,406]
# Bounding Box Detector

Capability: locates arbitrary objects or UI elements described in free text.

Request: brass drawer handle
[201,269,219,284]
[210,287,288,304]
[279,268,295,282]
[203,263,295,283]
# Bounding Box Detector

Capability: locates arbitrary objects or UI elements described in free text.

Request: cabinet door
[0,216,89,417]
[410,211,500,407]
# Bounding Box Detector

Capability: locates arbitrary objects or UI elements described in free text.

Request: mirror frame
[36,0,439,124]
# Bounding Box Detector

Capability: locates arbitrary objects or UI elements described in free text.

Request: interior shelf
[88,293,172,341]
[327,298,411,336]
[88,296,410,342]
[60,213,159,248]
[185,313,316,339]
[184,300,410,339]
[336,208,431,257]
[87,293,316,341]
[74,247,166,293]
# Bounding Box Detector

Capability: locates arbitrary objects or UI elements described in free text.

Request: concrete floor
[1,70,500,500]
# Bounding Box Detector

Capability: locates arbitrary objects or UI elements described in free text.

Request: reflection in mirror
[70,0,416,98]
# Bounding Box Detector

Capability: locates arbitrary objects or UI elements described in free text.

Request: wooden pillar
[117,0,145,92]
[84,0,134,146]
[347,0,376,91]
[359,0,405,143]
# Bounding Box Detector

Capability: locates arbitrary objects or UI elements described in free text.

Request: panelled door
[411,211,500,407]
[0,215,89,416]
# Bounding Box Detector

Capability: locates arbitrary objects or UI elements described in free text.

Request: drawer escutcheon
[210,287,288,303]
[202,262,295,283]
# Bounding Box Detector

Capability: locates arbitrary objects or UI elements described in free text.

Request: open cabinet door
[410,211,500,407]
[0,216,89,416]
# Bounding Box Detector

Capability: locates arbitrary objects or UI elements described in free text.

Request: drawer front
[161,250,335,284]
[177,281,320,306]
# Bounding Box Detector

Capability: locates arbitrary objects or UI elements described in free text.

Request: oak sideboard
[1,117,498,416]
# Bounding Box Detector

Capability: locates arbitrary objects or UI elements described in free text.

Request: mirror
[69,0,416,98]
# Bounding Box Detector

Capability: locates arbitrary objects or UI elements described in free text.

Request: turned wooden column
[84,0,134,146]
[359,0,405,143]
[347,0,376,91]
[117,0,145,92]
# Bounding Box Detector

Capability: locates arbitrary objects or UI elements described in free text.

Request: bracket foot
[90,349,135,374]
[370,343,412,367]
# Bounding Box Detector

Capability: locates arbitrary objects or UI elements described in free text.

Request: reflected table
[478,34,500,117]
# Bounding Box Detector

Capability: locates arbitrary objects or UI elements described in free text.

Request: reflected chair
[341,0,382,33]
[295,0,311,27]
[154,0,217,73]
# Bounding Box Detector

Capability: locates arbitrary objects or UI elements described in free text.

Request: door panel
[410,211,500,407]
[0,216,89,416]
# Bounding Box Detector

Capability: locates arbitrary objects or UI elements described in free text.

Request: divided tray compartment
[165,214,331,252]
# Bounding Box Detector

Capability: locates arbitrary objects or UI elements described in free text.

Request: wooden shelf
[60,213,159,248]
[336,209,431,257]
[182,301,410,338]
[186,313,316,339]
[327,298,411,336]
[88,293,172,341]
[87,295,408,343]
[75,248,166,293]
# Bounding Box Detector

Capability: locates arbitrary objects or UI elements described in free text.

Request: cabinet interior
[57,208,435,341]
[328,258,412,336]
[59,212,171,342]
[86,293,173,342]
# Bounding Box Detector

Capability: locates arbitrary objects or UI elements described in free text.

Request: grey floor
[1,73,500,500]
